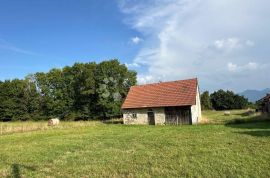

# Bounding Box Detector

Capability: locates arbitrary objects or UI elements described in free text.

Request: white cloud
[125,62,140,68]
[227,62,258,72]
[246,62,258,70]
[215,38,238,49]
[131,36,143,44]
[137,75,154,84]
[119,0,270,91]
[228,62,238,71]
[213,38,254,51]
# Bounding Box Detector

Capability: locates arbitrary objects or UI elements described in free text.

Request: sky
[0,0,269,92]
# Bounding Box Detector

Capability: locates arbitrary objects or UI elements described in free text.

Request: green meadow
[0,110,270,177]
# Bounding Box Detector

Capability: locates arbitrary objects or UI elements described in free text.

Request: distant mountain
[239,88,270,103]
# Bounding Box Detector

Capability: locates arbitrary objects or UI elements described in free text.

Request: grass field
[0,110,270,177]
[201,109,266,124]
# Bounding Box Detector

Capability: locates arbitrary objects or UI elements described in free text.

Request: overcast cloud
[118,0,270,92]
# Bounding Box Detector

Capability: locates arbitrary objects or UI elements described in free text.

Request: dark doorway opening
[147,110,155,125]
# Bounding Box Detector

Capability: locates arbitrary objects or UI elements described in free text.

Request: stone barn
[121,78,201,125]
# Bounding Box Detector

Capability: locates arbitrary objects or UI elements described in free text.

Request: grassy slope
[0,111,270,177]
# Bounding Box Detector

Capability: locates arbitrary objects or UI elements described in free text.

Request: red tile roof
[121,78,198,109]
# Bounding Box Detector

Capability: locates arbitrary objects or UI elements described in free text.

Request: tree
[0,79,40,121]
[95,59,137,119]
[64,62,97,119]
[233,94,249,109]
[210,90,249,110]
[200,91,212,110]
[24,75,41,120]
[0,59,137,121]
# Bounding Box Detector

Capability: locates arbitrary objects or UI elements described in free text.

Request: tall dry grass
[0,121,104,135]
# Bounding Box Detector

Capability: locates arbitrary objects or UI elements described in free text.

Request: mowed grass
[0,111,270,177]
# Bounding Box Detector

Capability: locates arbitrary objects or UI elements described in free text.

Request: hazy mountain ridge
[239,88,270,103]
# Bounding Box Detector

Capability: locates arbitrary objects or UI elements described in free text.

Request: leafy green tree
[24,75,41,119]
[0,79,40,121]
[34,69,75,118]
[95,59,137,119]
[0,59,136,121]
[200,91,212,110]
[233,94,249,109]
[210,90,249,110]
[64,62,97,119]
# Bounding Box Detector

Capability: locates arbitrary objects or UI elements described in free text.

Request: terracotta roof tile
[121,78,198,109]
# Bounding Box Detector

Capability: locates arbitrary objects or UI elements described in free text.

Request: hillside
[239,88,270,103]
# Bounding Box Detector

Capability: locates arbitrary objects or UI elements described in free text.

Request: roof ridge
[133,78,197,88]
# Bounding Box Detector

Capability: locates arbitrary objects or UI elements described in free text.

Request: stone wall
[123,107,165,125]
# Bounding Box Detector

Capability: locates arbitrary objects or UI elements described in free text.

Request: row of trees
[0,60,137,121]
[201,90,250,110]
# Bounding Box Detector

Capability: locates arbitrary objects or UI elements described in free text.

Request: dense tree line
[201,90,250,110]
[200,91,212,110]
[0,60,136,121]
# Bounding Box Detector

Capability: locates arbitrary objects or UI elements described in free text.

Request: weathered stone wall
[123,108,165,125]
[154,108,166,125]
[122,109,148,125]
[191,85,202,124]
